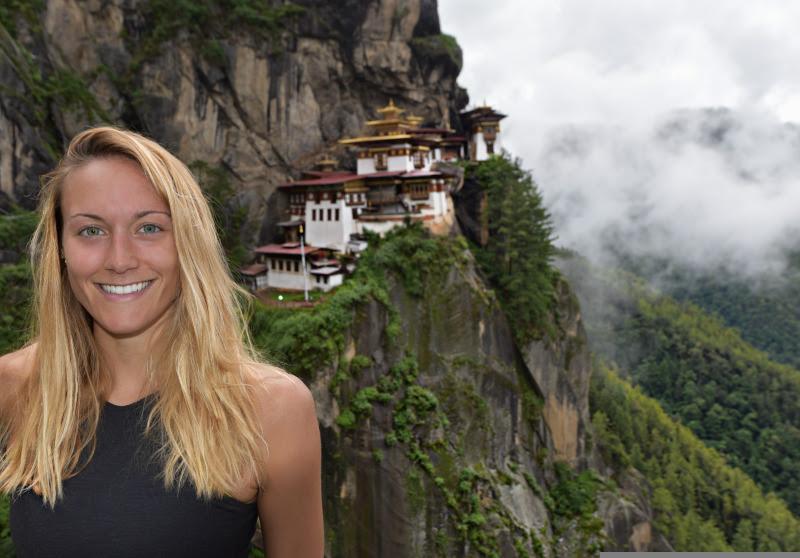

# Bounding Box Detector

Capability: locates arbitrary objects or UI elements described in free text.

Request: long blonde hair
[0,126,269,507]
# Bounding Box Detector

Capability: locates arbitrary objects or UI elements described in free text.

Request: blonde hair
[0,126,269,507]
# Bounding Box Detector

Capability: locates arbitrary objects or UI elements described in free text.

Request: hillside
[591,364,800,551]
[559,254,800,516]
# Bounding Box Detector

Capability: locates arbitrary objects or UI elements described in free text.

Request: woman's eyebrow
[68,212,107,222]
[134,210,171,219]
[68,210,171,221]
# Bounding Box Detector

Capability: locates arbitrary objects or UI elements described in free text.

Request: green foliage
[464,154,557,342]
[0,210,36,354]
[132,0,305,68]
[410,33,463,71]
[547,462,605,552]
[248,224,460,379]
[0,210,37,258]
[562,254,800,517]
[0,26,107,156]
[0,493,13,557]
[621,297,800,514]
[0,0,42,37]
[591,364,800,551]
[0,262,33,354]
[189,161,250,270]
[667,268,800,369]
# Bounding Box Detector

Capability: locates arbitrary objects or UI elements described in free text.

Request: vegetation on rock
[410,33,463,73]
[132,0,305,68]
[463,154,557,343]
[189,161,250,271]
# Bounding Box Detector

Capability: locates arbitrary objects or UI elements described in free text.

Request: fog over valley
[440,0,800,279]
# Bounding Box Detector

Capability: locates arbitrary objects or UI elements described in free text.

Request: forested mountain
[665,262,800,369]
[591,365,800,551]
[559,254,800,516]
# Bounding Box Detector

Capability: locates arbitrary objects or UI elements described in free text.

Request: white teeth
[100,281,151,295]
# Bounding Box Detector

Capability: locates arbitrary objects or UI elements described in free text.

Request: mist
[439,0,800,279]
[537,108,800,277]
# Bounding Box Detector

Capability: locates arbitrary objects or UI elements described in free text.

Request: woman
[0,127,323,557]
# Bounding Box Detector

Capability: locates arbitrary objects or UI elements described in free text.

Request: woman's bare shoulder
[245,362,317,445]
[0,343,37,410]
[245,362,315,418]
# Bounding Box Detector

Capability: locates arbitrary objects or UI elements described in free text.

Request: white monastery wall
[305,199,350,251]
[357,158,376,174]
[268,269,309,291]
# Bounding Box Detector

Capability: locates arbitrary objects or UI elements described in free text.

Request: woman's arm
[253,370,323,557]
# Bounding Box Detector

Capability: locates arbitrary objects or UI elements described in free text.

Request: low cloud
[439,0,800,279]
[537,109,800,277]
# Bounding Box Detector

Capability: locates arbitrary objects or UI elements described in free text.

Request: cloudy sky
[438,0,800,276]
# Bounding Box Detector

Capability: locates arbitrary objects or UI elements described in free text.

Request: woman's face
[60,156,180,340]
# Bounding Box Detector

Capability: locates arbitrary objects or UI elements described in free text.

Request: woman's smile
[96,279,155,298]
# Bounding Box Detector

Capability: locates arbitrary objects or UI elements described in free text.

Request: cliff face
[0,0,466,236]
[312,253,555,556]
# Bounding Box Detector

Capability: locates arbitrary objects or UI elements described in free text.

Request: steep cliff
[0,0,466,238]
[251,225,606,557]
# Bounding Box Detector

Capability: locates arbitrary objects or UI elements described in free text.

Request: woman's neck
[93,321,165,404]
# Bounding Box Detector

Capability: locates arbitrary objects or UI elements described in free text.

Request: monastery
[240,101,506,294]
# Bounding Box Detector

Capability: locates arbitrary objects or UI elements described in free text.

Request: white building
[246,101,507,293]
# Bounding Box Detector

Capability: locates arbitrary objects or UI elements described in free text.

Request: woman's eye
[140,224,162,234]
[79,226,104,237]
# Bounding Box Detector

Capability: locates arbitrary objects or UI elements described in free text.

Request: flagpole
[299,223,309,301]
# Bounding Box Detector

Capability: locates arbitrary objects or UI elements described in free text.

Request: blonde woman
[0,127,323,557]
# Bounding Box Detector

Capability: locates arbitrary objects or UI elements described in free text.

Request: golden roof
[339,133,414,145]
[376,99,404,117]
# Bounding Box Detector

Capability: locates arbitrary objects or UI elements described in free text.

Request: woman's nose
[105,232,139,273]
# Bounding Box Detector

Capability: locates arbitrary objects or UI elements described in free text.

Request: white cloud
[439,0,800,276]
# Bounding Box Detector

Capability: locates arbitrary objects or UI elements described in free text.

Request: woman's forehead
[60,157,169,217]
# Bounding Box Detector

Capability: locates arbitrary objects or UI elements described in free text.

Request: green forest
[591,364,800,551]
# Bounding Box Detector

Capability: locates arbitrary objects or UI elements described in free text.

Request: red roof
[279,173,360,188]
[361,170,405,179]
[240,263,268,276]
[302,170,353,179]
[400,170,442,179]
[254,243,319,256]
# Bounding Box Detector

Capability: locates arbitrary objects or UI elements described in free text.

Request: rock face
[312,253,565,557]
[0,0,465,240]
[519,280,591,466]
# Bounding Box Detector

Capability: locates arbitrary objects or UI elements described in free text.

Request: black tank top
[9,396,258,558]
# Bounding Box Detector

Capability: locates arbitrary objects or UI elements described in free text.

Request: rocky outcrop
[0,0,465,241]
[520,280,591,466]
[306,242,605,557]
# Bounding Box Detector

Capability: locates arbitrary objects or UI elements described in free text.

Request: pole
[299,224,309,301]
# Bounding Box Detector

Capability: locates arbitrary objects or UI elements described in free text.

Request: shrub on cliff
[464,154,557,342]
